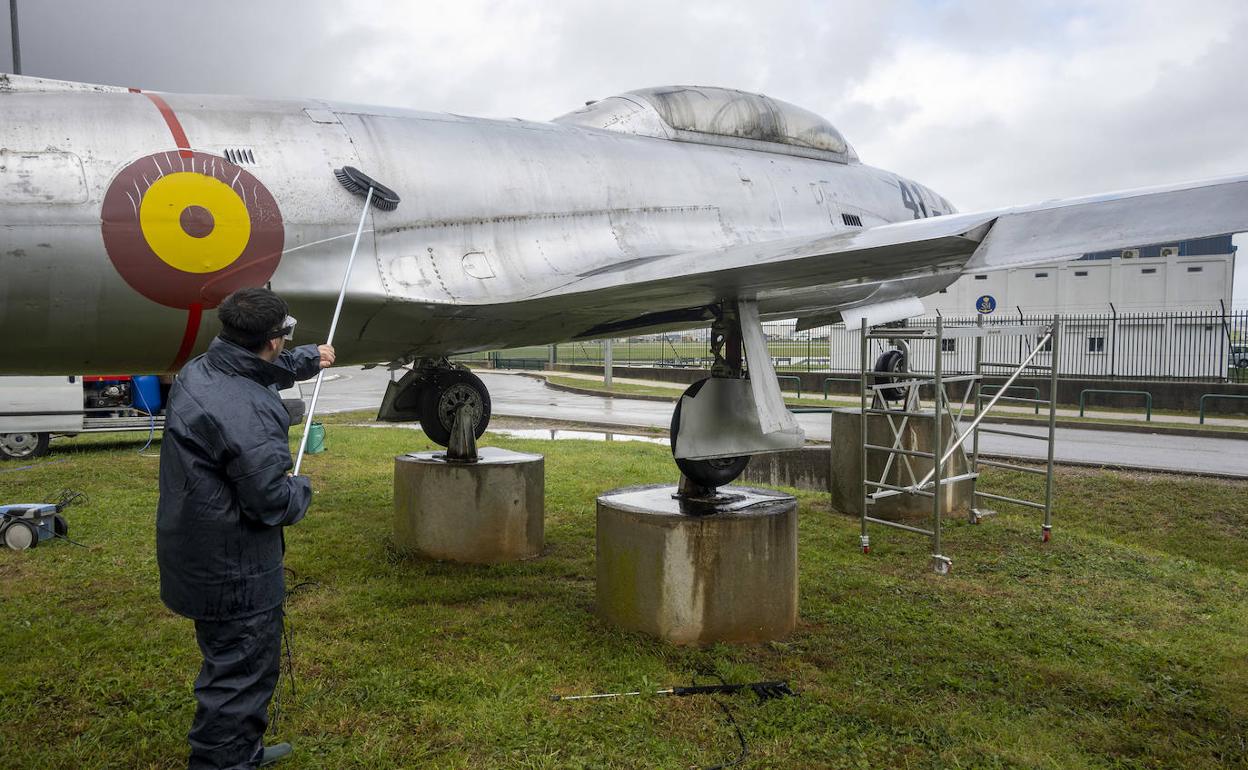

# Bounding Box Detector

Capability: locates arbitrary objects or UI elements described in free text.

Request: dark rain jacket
[156,337,322,621]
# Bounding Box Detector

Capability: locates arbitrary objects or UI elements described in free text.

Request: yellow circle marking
[139,172,251,274]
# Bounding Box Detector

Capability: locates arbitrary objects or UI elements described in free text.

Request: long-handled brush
[292,167,400,475]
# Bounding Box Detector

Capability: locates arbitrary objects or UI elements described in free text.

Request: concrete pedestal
[828,407,972,521]
[596,485,797,645]
[393,447,544,563]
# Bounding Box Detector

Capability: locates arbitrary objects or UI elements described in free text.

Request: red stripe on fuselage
[133,88,203,368]
[138,91,194,159]
[170,303,204,371]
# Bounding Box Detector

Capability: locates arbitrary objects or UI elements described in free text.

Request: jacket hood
[204,337,294,389]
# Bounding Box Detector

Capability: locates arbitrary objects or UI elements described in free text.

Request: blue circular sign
[976,295,997,314]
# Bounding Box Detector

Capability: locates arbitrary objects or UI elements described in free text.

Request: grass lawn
[1,429,1246,768]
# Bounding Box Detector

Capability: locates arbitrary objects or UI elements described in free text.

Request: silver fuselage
[0,80,954,374]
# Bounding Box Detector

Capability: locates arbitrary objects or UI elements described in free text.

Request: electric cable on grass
[695,671,749,770]
[270,567,320,734]
[135,384,159,456]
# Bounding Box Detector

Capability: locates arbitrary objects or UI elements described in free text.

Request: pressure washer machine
[0,503,64,551]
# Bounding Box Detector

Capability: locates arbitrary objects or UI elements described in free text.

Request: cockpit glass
[639,87,847,155]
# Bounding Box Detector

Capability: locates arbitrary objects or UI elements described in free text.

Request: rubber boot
[259,742,292,766]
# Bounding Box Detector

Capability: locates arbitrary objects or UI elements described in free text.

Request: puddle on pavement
[487,428,669,445]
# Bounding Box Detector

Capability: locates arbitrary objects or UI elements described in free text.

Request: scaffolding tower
[858,315,1061,574]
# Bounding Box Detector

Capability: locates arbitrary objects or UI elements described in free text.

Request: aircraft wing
[513,174,1248,336]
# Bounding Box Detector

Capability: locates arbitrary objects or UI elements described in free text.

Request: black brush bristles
[334,166,400,211]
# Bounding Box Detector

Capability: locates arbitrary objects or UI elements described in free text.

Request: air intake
[223,148,255,165]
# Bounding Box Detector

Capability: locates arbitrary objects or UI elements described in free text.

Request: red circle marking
[101,150,285,310]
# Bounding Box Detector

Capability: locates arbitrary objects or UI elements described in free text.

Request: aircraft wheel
[418,369,492,447]
[874,349,907,403]
[0,432,49,461]
[670,379,750,489]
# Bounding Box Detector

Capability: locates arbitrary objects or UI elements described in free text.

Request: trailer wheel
[0,432,49,461]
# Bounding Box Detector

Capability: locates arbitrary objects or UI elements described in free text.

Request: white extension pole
[293,186,374,475]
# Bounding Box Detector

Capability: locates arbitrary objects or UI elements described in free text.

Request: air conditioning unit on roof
[1121,248,1139,259]
[1159,245,1180,258]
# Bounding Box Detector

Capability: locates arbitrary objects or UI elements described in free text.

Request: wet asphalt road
[315,367,1248,478]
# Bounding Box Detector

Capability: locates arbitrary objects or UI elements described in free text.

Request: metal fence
[458,309,1248,382]
[849,310,1248,382]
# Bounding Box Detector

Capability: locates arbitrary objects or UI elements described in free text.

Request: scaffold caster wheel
[1042,527,1051,543]
[931,555,952,575]
[860,535,870,555]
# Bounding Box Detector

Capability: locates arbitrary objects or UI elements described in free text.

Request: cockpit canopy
[554,86,857,164]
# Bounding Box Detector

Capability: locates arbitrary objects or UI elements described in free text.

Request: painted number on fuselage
[899,180,925,219]
[898,180,945,220]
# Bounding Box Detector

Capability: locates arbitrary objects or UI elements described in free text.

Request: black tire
[874,349,907,402]
[670,379,750,489]
[417,369,492,447]
[53,514,69,538]
[0,432,50,461]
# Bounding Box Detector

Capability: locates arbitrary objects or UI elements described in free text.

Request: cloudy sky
[4,0,1246,304]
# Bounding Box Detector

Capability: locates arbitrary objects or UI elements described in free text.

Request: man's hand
[318,344,336,369]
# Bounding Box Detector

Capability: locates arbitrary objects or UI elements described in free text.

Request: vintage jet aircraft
[2,74,1246,486]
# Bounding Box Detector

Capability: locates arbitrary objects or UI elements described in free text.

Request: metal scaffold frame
[857,315,1062,574]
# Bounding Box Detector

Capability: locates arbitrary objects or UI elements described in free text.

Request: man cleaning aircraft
[2,75,1246,487]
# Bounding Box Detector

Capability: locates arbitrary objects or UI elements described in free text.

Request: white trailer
[0,375,165,460]
[0,376,305,460]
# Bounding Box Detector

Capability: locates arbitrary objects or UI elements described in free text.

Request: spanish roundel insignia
[101,150,284,309]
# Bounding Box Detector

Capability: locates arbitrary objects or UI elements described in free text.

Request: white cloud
[839,0,1248,209]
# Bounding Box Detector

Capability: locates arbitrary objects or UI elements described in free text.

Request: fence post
[829,323,834,376]
[1220,300,1230,382]
[1109,303,1117,379]
[604,338,613,388]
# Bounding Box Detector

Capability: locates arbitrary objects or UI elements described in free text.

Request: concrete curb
[989,415,1248,442]
[522,372,682,403]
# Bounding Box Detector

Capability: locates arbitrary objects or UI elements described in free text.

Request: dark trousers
[188,606,283,770]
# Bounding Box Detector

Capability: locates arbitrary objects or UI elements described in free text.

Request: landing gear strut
[669,304,751,491]
[378,360,492,447]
